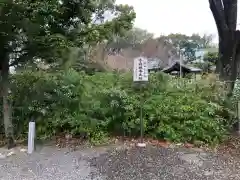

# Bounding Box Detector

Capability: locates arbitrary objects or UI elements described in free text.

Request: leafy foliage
[193,51,218,72]
[0,0,135,145]
[158,33,214,61]
[203,52,218,65]
[107,27,154,50]
[4,70,234,145]
[0,0,136,66]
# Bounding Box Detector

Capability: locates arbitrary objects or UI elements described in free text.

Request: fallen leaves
[113,137,177,149]
[184,143,194,148]
[216,135,240,157]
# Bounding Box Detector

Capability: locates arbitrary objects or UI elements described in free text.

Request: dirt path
[0,144,240,180]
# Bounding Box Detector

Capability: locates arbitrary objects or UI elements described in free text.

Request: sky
[116,0,240,42]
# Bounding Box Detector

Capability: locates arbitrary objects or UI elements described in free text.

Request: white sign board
[133,57,148,82]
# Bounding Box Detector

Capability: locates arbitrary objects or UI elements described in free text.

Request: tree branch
[223,0,237,30]
[209,0,228,38]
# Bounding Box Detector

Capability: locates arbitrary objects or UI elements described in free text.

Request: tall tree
[209,0,238,96]
[0,0,135,148]
[158,33,213,62]
[204,52,218,65]
[107,27,154,51]
[194,51,218,72]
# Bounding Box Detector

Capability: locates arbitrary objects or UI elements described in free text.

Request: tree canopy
[158,33,214,62]
[0,0,136,148]
[0,0,136,68]
[106,27,154,50]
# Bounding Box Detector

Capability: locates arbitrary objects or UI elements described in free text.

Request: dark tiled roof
[162,61,202,73]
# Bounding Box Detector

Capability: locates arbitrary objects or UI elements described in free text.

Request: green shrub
[5,69,234,145]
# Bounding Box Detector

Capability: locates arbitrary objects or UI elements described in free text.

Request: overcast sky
[116,0,240,42]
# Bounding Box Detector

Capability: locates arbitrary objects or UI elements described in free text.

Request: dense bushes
[2,70,235,145]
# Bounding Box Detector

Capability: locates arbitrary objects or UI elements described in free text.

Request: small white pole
[28,121,35,154]
[179,51,182,78]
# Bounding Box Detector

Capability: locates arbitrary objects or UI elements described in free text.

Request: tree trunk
[218,30,238,97]
[1,59,15,149]
[215,59,222,75]
[236,43,240,79]
[236,54,240,79]
[216,37,223,75]
[209,0,239,96]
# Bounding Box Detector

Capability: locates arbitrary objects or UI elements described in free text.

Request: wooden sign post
[133,57,148,147]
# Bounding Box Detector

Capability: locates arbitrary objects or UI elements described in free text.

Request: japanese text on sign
[133,57,148,82]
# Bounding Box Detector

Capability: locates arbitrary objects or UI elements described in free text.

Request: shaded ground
[91,145,240,180]
[0,143,240,180]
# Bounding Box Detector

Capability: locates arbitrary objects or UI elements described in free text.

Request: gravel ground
[90,145,240,180]
[0,145,108,180]
[0,144,240,180]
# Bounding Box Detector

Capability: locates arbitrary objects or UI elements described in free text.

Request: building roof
[162,61,202,73]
